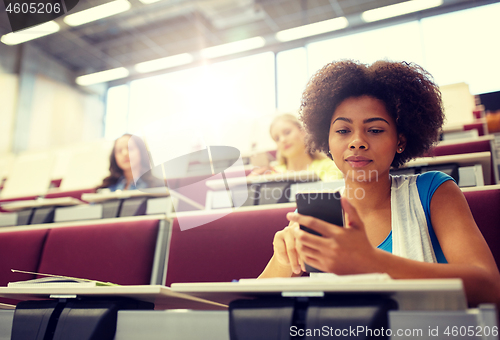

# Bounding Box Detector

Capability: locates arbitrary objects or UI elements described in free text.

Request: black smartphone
[295,190,344,272]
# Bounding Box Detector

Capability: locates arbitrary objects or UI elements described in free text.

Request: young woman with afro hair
[260,60,500,308]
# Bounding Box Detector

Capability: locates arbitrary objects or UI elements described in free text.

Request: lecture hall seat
[427,137,497,184]
[44,187,97,201]
[37,219,161,285]
[463,186,500,270]
[464,122,487,136]
[165,186,500,286]
[165,204,296,286]
[0,228,49,305]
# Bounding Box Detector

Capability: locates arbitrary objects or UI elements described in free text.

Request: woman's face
[270,119,307,159]
[114,135,141,173]
[328,96,404,182]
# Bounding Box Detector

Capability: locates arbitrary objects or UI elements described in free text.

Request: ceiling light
[1,21,60,45]
[361,0,443,22]
[135,53,194,73]
[64,0,131,27]
[76,67,129,86]
[201,37,266,59]
[275,17,348,42]
[138,0,161,4]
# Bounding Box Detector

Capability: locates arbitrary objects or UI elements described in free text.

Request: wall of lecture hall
[0,43,106,155]
[0,42,19,155]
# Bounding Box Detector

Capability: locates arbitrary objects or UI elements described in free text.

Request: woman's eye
[336,129,349,134]
[369,129,384,134]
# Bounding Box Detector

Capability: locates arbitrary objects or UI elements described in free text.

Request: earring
[328,150,331,154]
[398,147,403,152]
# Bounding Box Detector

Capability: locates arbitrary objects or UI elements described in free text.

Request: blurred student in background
[98,134,163,192]
[250,114,343,181]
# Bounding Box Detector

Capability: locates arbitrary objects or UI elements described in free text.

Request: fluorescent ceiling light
[76,67,129,86]
[201,37,266,59]
[138,0,161,4]
[362,0,443,22]
[64,0,131,26]
[135,53,194,73]
[1,21,60,45]
[275,17,348,42]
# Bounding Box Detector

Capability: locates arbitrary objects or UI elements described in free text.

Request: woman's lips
[346,156,372,168]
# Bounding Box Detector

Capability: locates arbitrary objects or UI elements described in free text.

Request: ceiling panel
[0,0,496,81]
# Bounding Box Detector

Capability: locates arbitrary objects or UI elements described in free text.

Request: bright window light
[135,53,194,73]
[76,67,129,86]
[275,17,348,42]
[105,85,129,140]
[201,37,266,59]
[362,0,443,22]
[1,21,60,45]
[64,0,131,26]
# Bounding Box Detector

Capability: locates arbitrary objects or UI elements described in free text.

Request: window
[421,2,500,94]
[104,84,129,140]
[276,47,308,113]
[307,21,423,76]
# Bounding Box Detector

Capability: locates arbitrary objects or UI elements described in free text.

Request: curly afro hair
[299,60,444,168]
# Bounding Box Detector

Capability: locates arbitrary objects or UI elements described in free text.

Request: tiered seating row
[0,215,166,305]
[0,186,498,307]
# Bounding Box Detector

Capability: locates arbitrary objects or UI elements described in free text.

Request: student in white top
[259,60,500,308]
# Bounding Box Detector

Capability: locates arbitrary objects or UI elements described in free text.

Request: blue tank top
[377,171,454,263]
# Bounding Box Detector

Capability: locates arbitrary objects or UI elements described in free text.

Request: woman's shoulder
[416,171,456,194]
[272,163,287,173]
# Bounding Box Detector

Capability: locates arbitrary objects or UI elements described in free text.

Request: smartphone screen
[295,190,344,272]
[295,191,344,236]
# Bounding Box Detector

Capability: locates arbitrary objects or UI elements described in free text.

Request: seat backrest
[0,150,55,199]
[428,139,496,184]
[0,228,49,305]
[45,188,97,201]
[165,204,296,286]
[464,122,486,136]
[37,218,161,285]
[463,187,500,270]
[0,228,49,287]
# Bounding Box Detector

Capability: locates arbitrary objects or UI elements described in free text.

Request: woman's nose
[348,134,368,150]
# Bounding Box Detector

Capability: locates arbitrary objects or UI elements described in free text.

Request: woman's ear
[397,134,407,153]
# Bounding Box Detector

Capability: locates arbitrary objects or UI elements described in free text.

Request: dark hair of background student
[98,133,160,189]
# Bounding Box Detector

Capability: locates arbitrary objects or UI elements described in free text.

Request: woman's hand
[272,221,304,275]
[287,197,378,274]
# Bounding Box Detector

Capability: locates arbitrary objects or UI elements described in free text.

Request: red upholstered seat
[37,219,160,285]
[45,187,97,201]
[0,228,48,305]
[463,122,486,136]
[463,188,500,270]
[430,139,491,157]
[0,229,48,286]
[165,205,296,286]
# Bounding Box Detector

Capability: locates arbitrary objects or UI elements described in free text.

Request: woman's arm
[290,187,500,306]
